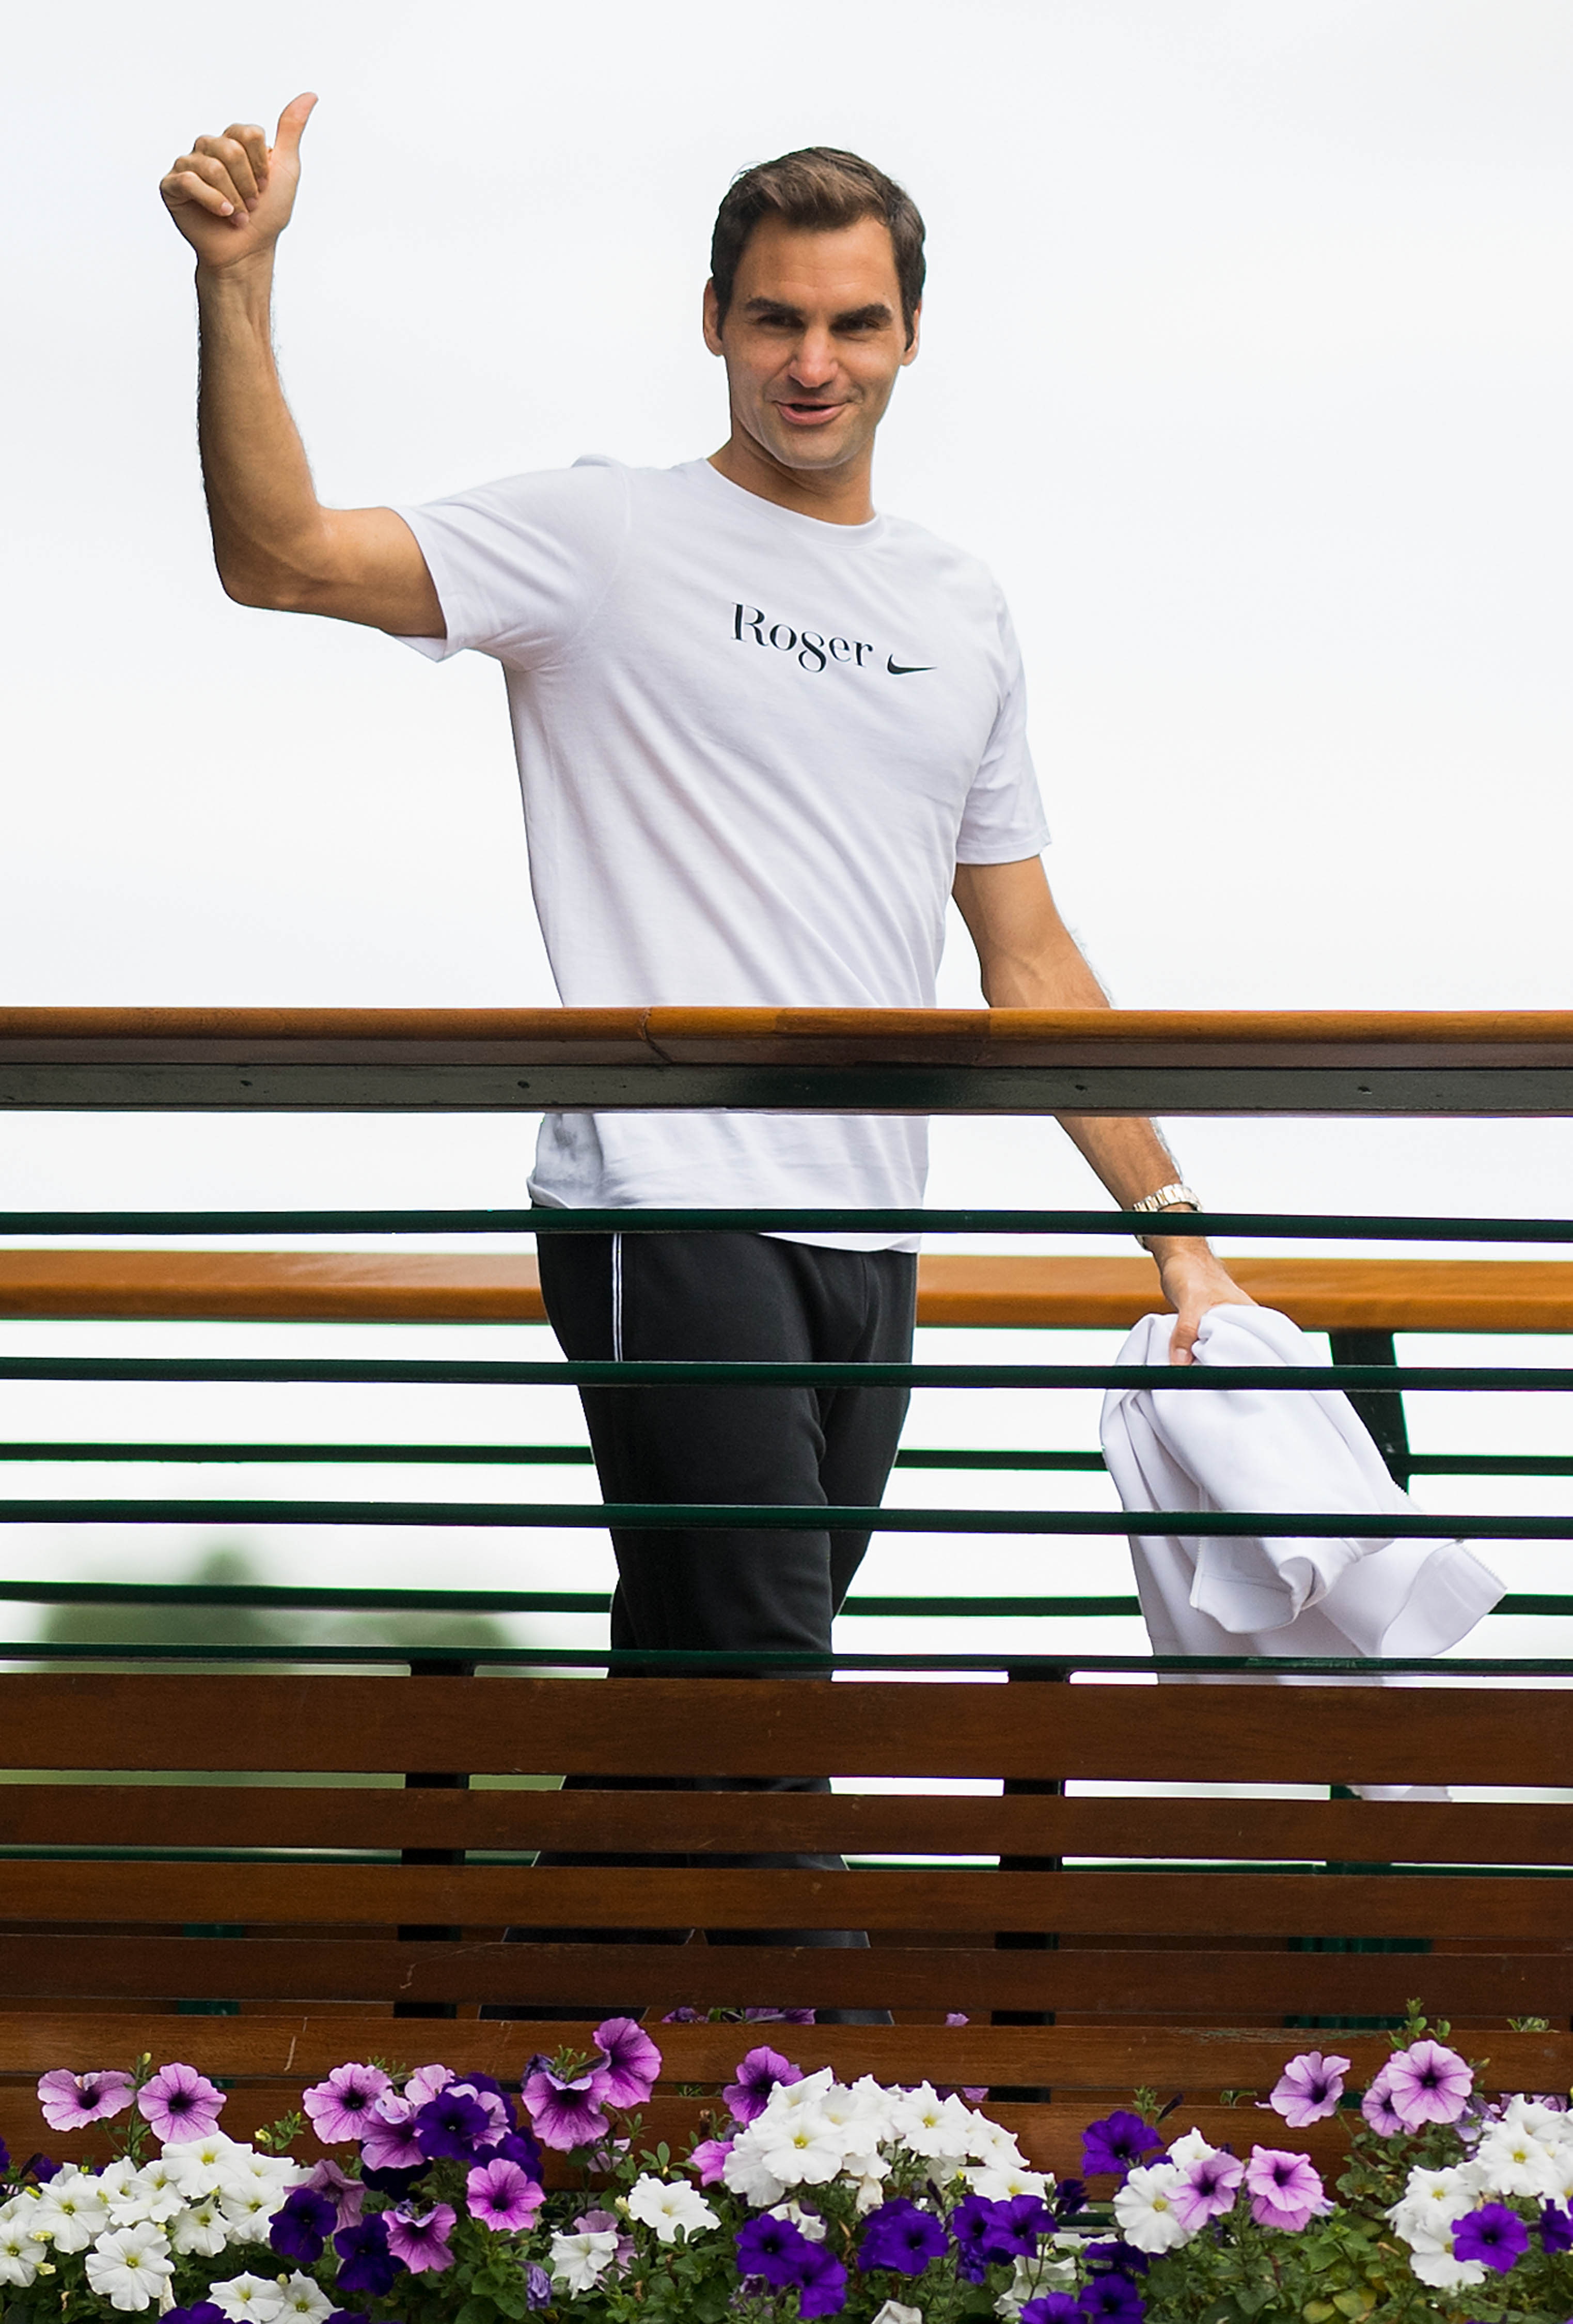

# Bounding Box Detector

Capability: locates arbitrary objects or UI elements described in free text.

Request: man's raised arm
[160,96,442,637]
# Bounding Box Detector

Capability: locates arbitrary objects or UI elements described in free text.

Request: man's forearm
[196,257,328,607]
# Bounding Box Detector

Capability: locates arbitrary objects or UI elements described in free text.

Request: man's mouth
[776,400,844,427]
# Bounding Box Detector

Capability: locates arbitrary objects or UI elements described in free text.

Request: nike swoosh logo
[886,655,934,675]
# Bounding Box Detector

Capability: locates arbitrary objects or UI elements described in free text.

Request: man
[159,107,1249,1969]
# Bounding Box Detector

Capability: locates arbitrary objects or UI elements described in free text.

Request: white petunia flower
[766,2067,836,2117]
[757,2111,847,2187]
[0,2196,47,2288]
[625,2175,719,2244]
[549,2229,620,2293]
[277,2272,335,2323]
[171,2200,230,2258]
[31,2171,109,2251]
[721,2133,787,2209]
[161,2135,245,2201]
[1387,2164,1482,2242]
[1113,2161,1193,2255]
[768,2202,827,2242]
[1166,2130,1220,2170]
[1404,2225,1487,2292]
[98,2161,149,2225]
[1472,2123,1560,2200]
[216,2184,277,2237]
[965,2163,1051,2201]
[993,2245,1081,2319]
[963,2113,1030,2171]
[870,2305,924,2324]
[123,2164,186,2225]
[85,2225,175,2312]
[207,2271,288,2323]
[852,2170,890,2213]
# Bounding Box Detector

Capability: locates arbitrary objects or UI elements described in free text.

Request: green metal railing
[2,1198,1572,1674]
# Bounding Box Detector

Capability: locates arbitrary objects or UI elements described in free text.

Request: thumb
[272,91,318,161]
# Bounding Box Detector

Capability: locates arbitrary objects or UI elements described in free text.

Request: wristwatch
[1130,1182,1201,1251]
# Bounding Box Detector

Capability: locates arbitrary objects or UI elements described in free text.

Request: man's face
[703,213,919,477]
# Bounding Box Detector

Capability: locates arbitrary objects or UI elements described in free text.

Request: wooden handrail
[4,1005,1573,1111]
[1,1250,1569,1331]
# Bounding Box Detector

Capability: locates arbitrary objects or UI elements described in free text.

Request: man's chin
[756,419,861,472]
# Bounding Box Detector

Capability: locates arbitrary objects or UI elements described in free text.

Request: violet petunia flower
[304,2160,365,2234]
[1082,2242,1151,2280]
[403,2065,454,2108]
[593,2017,662,2108]
[1385,2039,1474,2129]
[1360,2065,1407,2138]
[302,2063,390,2145]
[1244,2147,1331,2233]
[36,2069,136,2133]
[466,2159,543,2233]
[950,2195,1006,2283]
[736,2215,816,2290]
[524,2265,553,2310]
[796,2244,847,2318]
[1169,2149,1244,2233]
[662,2007,702,2023]
[1078,2280,1146,2323]
[360,2092,425,2173]
[857,2197,949,2276]
[1540,2201,1573,2254]
[386,2203,457,2275]
[165,2307,226,2324]
[521,2064,612,2152]
[724,2045,804,2126]
[689,2137,733,2186]
[1268,2050,1350,2129]
[269,2187,336,2266]
[333,2216,403,2298]
[1020,2301,1082,2324]
[742,2007,814,2024]
[414,2090,492,2161]
[1453,2203,1530,2273]
[137,2062,226,2143]
[1081,2112,1166,2181]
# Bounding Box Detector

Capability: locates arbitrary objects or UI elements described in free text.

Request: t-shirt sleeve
[390,457,631,669]
[954,590,1050,863]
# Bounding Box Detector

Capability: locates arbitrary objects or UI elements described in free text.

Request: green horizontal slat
[0,1443,1109,1473]
[0,1358,1569,1390]
[1,1498,1571,1538]
[0,1206,1571,1239]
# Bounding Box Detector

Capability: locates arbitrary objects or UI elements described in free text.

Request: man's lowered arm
[161,95,441,635]
[952,854,1253,1363]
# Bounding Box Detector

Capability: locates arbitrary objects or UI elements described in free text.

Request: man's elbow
[213,551,325,615]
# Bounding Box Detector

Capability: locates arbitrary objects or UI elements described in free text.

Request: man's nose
[788,330,838,387]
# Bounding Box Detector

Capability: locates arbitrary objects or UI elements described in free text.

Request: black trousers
[492,1230,916,2019]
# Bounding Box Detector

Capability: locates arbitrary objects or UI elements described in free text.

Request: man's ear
[901,301,922,365]
[702,277,725,357]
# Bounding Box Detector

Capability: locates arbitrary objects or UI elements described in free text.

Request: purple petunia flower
[950,2193,1052,2281]
[1020,2300,1082,2324]
[857,2197,949,2277]
[269,2187,336,2265]
[574,2209,634,2271]
[360,2092,426,2174]
[724,2046,804,2126]
[1053,2179,1088,2220]
[1078,2280,1145,2323]
[1268,2050,1350,2129]
[690,2137,733,2185]
[465,2158,543,2233]
[950,2195,1004,2283]
[305,2161,365,2234]
[1360,2066,1407,2138]
[521,2064,612,2152]
[1169,2148,1244,2233]
[137,2062,225,2143]
[414,2090,492,2161]
[452,2071,516,2131]
[737,2215,817,2289]
[165,2307,226,2324]
[593,2017,662,2109]
[36,2070,135,2133]
[386,2203,457,2275]
[302,2063,390,2145]
[1540,2201,1573,2254]
[796,2244,847,2318]
[1081,2112,1166,2181]
[404,2065,453,2107]
[333,2216,404,2298]
[662,2007,702,2023]
[1245,2148,1331,2233]
[524,2265,553,2310]
[1384,2040,1474,2130]
[1082,2243,1152,2279]
[742,2007,816,2024]
[1453,2203,1530,2273]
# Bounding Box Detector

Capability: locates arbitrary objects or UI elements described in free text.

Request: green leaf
[1302,2306,1337,2322]
[454,2297,499,2324]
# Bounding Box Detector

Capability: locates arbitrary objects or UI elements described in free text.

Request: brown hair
[710,147,926,343]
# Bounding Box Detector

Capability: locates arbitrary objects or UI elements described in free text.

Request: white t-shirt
[396,456,1049,1249]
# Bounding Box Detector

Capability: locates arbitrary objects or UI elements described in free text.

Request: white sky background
[2,0,1572,1642]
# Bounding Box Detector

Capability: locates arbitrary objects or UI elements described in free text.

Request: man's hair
[710,147,926,343]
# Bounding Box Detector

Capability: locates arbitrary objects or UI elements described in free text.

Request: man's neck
[708,431,875,526]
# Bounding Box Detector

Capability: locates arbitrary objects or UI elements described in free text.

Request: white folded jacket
[1098,1304,1503,1662]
